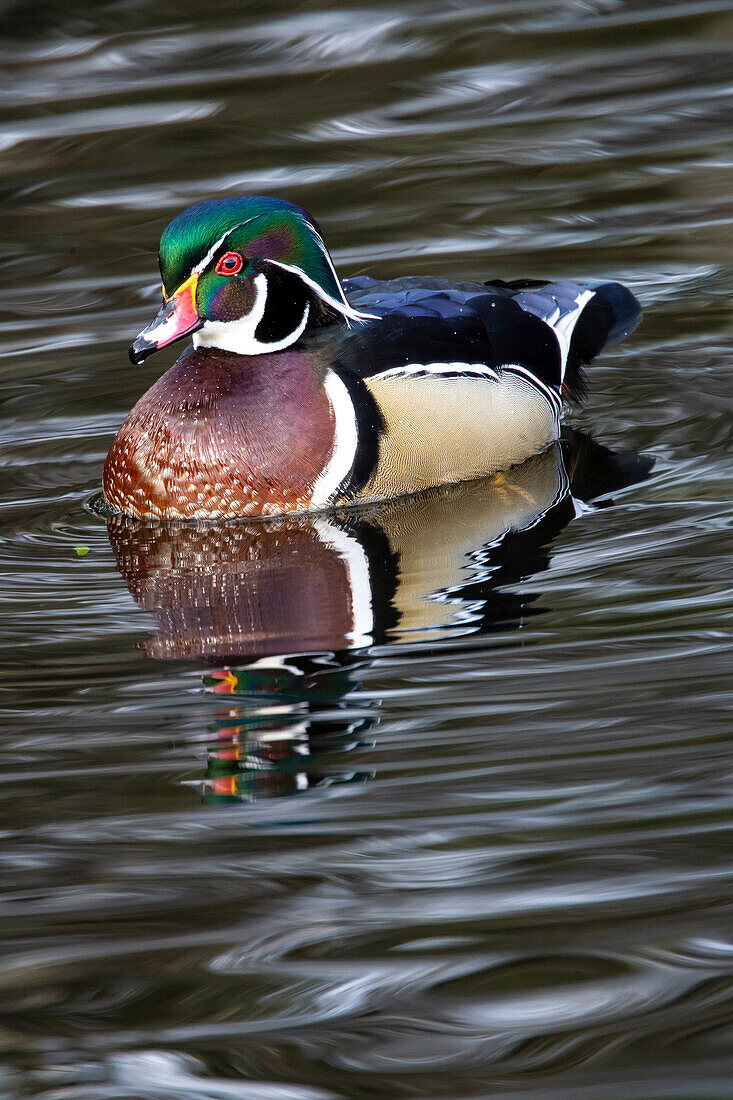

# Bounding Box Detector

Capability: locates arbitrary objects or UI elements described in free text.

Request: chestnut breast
[103,346,335,519]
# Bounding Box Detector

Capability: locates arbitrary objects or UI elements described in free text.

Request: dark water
[3,1,733,1096]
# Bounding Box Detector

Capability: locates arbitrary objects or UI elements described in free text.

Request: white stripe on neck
[192,273,310,355]
[191,217,257,276]
[310,369,358,508]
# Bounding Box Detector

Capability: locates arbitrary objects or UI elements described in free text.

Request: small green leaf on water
[74,545,90,557]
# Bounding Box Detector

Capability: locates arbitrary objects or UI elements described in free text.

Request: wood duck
[103,196,642,520]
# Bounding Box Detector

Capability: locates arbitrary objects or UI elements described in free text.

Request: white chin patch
[192,273,310,355]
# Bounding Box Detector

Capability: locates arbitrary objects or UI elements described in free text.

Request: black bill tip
[129,339,157,365]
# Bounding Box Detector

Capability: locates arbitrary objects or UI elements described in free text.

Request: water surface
[2,1,733,1096]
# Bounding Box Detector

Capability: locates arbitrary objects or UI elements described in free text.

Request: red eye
[215,251,244,276]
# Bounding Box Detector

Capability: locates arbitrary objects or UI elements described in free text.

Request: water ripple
[3,0,733,1096]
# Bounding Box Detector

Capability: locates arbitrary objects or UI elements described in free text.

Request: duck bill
[129,273,203,364]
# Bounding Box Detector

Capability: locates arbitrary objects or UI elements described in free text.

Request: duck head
[129,196,368,364]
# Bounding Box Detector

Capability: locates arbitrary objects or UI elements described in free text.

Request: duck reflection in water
[107,430,651,803]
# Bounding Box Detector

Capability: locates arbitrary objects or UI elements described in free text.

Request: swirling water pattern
[2,1,733,1096]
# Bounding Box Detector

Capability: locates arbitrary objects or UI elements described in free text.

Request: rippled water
[3,1,733,1096]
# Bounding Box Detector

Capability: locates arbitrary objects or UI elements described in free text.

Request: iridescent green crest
[159,196,347,309]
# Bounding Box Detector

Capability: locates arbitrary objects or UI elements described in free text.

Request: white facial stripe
[193,271,266,351]
[296,214,356,311]
[192,273,310,355]
[184,213,372,331]
[191,217,258,276]
[266,259,376,324]
[310,369,359,508]
[295,213,344,293]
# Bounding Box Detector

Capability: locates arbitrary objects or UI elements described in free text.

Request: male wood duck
[103,196,642,520]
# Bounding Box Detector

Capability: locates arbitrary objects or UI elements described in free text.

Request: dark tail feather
[564,281,642,404]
